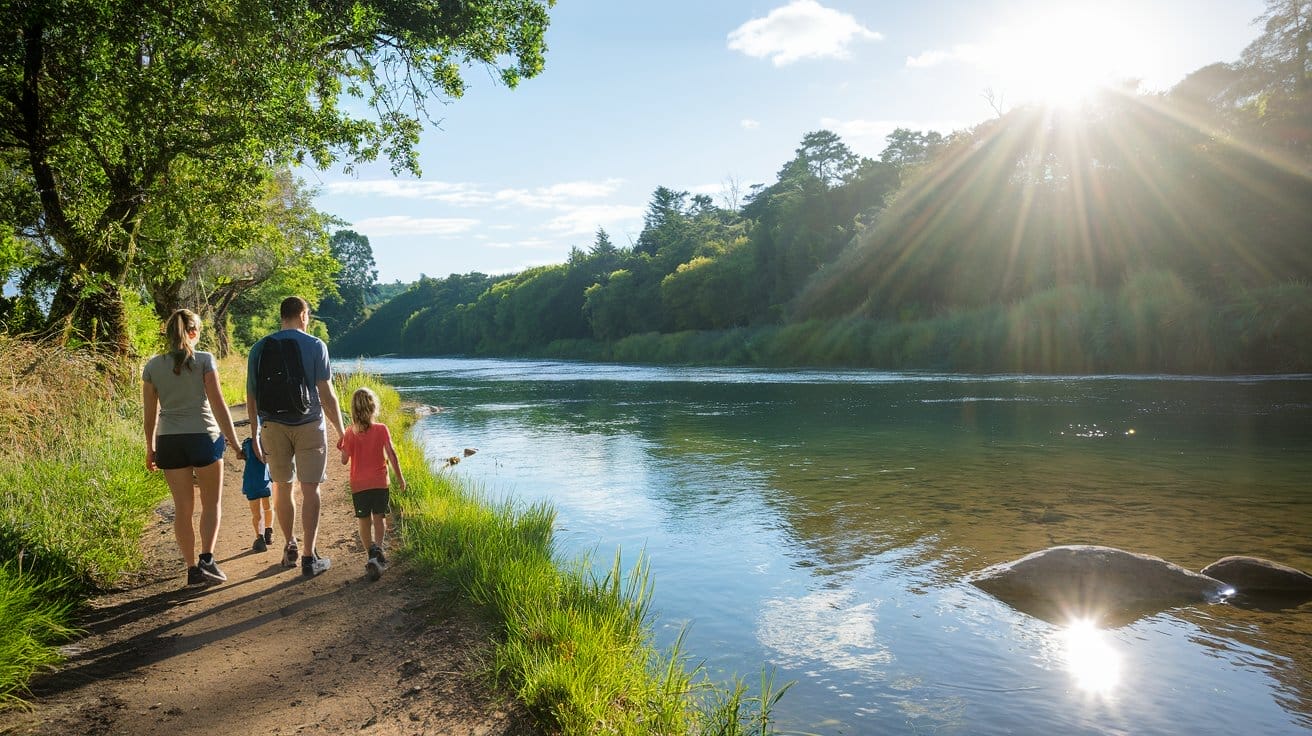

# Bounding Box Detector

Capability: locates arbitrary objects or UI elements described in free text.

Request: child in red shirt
[339,387,406,580]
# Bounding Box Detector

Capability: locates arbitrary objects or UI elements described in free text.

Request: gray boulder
[972,545,1231,625]
[1200,556,1312,594]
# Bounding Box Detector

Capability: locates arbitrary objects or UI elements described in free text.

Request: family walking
[141,296,404,588]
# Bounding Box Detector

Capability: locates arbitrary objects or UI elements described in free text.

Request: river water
[347,357,1312,735]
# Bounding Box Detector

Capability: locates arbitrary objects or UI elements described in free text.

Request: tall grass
[0,567,76,708]
[0,336,168,708]
[340,371,791,735]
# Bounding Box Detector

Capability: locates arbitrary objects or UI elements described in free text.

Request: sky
[306,0,1269,285]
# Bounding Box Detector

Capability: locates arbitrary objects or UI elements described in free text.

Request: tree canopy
[0,0,553,353]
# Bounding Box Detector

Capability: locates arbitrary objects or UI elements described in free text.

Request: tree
[317,230,378,337]
[1238,0,1312,152]
[0,0,553,353]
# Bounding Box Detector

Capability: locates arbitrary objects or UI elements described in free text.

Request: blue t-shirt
[241,437,272,500]
[246,328,331,426]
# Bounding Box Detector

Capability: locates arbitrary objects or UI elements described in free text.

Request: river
[345,357,1312,735]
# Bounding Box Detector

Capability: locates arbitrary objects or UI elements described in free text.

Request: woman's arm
[142,380,159,471]
[203,368,244,460]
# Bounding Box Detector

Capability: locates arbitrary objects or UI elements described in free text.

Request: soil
[0,405,540,736]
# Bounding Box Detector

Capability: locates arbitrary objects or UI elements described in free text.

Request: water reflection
[357,359,1312,735]
[1057,618,1123,696]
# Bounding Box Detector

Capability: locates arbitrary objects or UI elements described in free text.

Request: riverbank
[0,396,536,735]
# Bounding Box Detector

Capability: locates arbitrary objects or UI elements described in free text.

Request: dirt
[0,405,540,736]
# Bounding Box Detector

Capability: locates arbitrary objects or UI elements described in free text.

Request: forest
[332,5,1312,374]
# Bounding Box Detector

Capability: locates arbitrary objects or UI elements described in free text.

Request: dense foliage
[0,0,553,353]
[335,5,1312,373]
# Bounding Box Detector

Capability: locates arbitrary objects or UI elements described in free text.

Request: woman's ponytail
[165,309,200,375]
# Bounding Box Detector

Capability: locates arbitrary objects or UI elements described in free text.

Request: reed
[344,372,791,735]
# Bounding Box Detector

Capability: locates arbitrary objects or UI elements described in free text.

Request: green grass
[0,566,77,708]
[343,372,792,735]
[0,337,170,709]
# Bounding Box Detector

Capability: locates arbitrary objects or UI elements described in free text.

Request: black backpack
[255,337,312,418]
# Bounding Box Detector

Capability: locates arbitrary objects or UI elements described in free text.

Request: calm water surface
[347,357,1312,735]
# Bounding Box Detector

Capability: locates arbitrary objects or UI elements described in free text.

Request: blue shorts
[156,433,225,470]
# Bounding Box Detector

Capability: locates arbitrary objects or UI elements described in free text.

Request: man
[247,296,345,577]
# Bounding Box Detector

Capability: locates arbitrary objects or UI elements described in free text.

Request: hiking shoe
[197,558,227,584]
[368,545,387,567]
[185,566,206,588]
[264,527,274,546]
[365,557,383,582]
[252,535,268,553]
[282,541,299,568]
[302,555,331,577]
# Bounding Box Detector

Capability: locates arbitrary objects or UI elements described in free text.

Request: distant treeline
[334,12,1312,373]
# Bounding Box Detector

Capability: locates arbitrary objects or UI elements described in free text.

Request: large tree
[0,0,552,353]
[316,229,378,338]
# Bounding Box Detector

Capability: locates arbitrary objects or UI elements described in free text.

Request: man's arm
[317,378,345,444]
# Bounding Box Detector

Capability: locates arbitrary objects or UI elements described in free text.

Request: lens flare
[1058,617,1122,695]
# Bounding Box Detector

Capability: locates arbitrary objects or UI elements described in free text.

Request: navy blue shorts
[351,488,391,518]
[155,433,225,470]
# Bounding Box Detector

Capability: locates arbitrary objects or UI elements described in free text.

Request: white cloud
[741,118,761,130]
[728,0,882,67]
[543,204,645,235]
[905,43,985,69]
[324,177,624,210]
[352,215,480,237]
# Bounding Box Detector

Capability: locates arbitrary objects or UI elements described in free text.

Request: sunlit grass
[0,567,77,709]
[0,337,169,709]
[345,372,792,735]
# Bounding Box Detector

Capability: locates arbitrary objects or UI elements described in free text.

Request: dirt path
[0,405,537,736]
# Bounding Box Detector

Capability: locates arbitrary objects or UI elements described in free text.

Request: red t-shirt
[342,423,393,493]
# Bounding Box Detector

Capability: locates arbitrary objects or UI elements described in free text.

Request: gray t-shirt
[142,351,219,439]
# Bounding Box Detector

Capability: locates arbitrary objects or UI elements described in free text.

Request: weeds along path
[0,404,535,736]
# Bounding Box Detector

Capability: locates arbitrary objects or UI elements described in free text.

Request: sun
[986,6,1142,108]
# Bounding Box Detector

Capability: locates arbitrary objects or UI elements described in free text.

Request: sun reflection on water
[1058,618,1123,697]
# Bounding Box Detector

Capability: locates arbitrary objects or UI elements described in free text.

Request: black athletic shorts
[156,433,225,470]
[352,488,391,518]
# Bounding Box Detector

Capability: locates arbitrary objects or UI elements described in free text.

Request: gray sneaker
[368,544,387,567]
[365,557,383,581]
[282,541,299,568]
[197,558,227,584]
[302,555,331,577]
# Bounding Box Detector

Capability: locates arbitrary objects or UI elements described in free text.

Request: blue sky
[307,0,1267,284]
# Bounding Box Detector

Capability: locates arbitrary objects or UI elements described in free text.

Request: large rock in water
[971,545,1231,626]
[1200,556,1312,594]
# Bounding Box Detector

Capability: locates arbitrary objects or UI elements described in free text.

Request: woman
[142,309,244,587]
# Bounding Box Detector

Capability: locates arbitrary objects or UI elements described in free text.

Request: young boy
[242,436,275,552]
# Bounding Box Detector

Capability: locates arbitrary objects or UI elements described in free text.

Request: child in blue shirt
[242,436,274,552]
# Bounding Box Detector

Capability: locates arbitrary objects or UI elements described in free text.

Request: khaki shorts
[260,420,327,484]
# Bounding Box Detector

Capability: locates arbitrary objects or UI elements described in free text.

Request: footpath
[0,404,535,736]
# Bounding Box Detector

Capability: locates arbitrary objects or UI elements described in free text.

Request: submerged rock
[1200,556,1312,594]
[972,545,1231,626]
